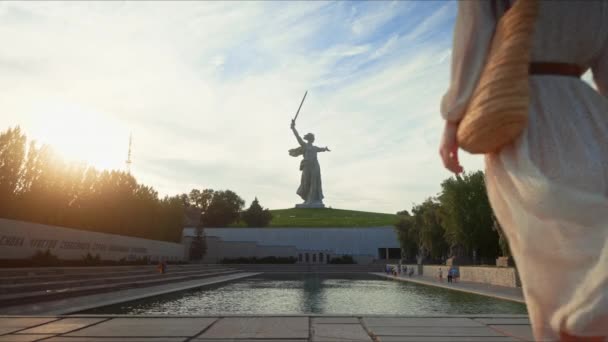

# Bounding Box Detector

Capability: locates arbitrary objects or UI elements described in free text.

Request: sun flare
[28,103,130,172]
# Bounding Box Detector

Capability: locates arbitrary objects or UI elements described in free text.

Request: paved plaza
[0,315,533,341]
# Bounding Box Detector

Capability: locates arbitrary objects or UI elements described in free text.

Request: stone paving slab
[199,317,309,339]
[378,337,518,341]
[66,317,216,337]
[0,317,58,335]
[489,325,534,341]
[0,334,55,341]
[47,338,186,342]
[194,340,306,342]
[474,317,531,325]
[312,323,372,341]
[312,317,360,324]
[364,317,484,327]
[17,318,106,334]
[0,315,533,341]
[370,326,505,337]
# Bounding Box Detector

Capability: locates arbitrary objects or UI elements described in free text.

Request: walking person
[440,1,608,340]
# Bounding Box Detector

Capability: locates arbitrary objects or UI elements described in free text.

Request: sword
[293,91,308,122]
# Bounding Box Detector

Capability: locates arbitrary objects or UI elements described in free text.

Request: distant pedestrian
[447,268,453,283]
[438,268,443,282]
[157,260,166,274]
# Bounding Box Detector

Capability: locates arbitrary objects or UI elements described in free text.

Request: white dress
[441,1,608,340]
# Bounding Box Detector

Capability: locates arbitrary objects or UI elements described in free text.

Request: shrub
[220,256,297,264]
[30,249,60,267]
[81,253,101,266]
[329,255,356,264]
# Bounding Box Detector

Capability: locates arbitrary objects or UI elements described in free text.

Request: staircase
[0,264,241,309]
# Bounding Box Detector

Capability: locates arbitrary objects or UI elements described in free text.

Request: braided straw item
[457,0,539,154]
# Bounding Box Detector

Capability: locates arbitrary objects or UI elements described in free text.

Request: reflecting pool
[85,274,527,315]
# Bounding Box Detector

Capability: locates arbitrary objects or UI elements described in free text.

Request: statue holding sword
[288,91,330,208]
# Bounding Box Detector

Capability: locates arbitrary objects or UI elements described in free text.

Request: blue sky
[0,1,488,213]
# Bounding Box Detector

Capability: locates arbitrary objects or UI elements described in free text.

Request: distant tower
[126,133,133,173]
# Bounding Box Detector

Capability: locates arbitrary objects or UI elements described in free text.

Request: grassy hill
[231,208,401,228]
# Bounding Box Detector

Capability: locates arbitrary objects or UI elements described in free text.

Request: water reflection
[86,274,527,315]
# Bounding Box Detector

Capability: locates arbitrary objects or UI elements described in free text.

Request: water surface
[86,274,527,315]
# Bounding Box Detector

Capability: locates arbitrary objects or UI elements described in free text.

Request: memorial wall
[0,218,185,262]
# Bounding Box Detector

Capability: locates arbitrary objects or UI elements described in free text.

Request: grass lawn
[230,208,401,228]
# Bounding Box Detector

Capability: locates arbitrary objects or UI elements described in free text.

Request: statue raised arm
[291,119,305,147]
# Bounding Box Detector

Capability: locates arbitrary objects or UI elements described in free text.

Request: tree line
[395,171,509,265]
[0,127,273,243]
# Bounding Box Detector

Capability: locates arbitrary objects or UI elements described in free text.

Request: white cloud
[0,1,480,214]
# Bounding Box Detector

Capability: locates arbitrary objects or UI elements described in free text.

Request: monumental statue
[288,92,330,208]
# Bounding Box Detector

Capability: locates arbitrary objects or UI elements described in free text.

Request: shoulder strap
[493,0,513,19]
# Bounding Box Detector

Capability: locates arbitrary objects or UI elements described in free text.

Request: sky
[0,1,483,214]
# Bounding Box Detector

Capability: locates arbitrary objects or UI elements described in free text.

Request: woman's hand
[440,120,464,174]
[290,119,296,129]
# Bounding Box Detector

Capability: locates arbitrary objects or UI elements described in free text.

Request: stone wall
[184,227,399,257]
[256,245,298,258]
[188,233,379,264]
[195,238,300,263]
[388,263,520,287]
[0,218,185,262]
[422,265,446,279]
[193,237,379,265]
[458,266,520,287]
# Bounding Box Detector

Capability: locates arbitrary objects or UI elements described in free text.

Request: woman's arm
[440,1,497,122]
[291,120,305,147]
[592,38,608,97]
[439,1,496,174]
[316,146,331,152]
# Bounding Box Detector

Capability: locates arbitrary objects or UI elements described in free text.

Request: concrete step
[0,269,241,308]
[0,265,233,284]
[0,264,228,278]
[0,268,239,294]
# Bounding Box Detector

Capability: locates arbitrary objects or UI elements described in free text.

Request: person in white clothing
[440,1,608,341]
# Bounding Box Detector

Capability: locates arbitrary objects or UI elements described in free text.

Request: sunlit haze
[2,1,495,212]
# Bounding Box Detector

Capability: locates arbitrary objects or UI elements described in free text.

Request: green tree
[189,228,207,261]
[202,190,245,227]
[0,127,188,243]
[396,209,410,216]
[0,127,26,216]
[242,197,273,227]
[412,198,448,262]
[394,215,418,261]
[438,171,498,263]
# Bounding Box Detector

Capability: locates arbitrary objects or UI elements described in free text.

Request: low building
[181,227,401,264]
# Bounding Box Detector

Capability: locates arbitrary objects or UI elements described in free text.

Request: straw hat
[457,0,539,154]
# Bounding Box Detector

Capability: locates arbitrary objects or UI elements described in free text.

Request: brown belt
[529,62,585,77]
